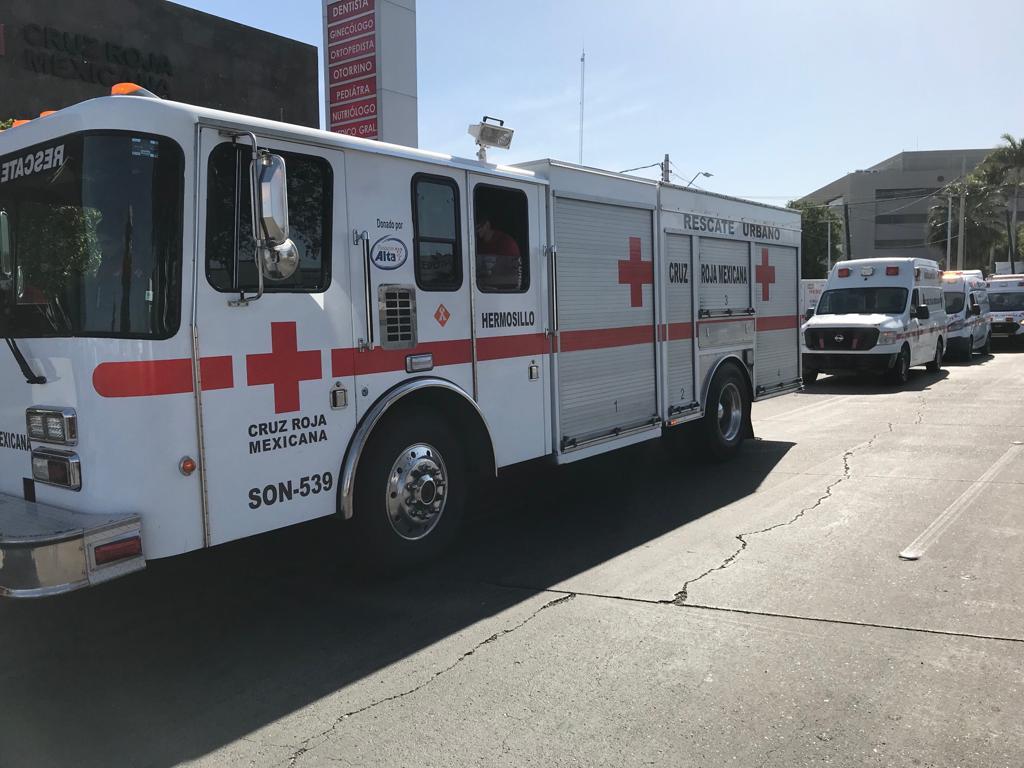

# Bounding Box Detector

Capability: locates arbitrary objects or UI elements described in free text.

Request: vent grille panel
[379,285,417,349]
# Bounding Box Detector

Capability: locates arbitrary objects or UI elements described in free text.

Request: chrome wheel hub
[717,382,743,442]
[386,443,448,541]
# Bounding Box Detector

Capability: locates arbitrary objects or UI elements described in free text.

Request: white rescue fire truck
[986,274,1024,343]
[941,270,991,359]
[0,86,801,597]
[802,257,947,384]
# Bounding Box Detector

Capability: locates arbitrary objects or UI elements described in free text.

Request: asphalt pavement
[3,348,1024,768]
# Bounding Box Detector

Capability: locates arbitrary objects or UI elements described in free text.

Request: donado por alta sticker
[370,236,408,270]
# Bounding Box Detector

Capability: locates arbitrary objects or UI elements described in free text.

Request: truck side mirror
[804,307,815,320]
[971,304,982,316]
[253,152,299,282]
[256,153,290,246]
[0,209,11,280]
[916,304,930,320]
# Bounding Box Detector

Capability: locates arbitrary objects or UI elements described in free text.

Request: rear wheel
[926,340,944,372]
[887,346,911,385]
[802,369,818,386]
[352,410,467,568]
[701,364,750,462]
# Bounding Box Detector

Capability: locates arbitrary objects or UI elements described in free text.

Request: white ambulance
[941,270,991,359]
[802,257,946,384]
[986,275,1024,343]
[0,86,801,596]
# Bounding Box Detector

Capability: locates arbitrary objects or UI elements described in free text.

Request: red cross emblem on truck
[246,321,322,413]
[618,236,653,308]
[756,247,776,302]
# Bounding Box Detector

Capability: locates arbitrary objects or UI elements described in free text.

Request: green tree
[978,134,1024,264]
[926,176,1006,271]
[787,200,841,278]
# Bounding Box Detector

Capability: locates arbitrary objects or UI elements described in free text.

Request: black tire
[926,340,944,372]
[983,333,992,355]
[351,409,467,569]
[701,364,750,462]
[887,346,911,385]
[802,369,819,386]
[965,335,974,362]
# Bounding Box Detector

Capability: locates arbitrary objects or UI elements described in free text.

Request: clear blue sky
[176,0,1023,202]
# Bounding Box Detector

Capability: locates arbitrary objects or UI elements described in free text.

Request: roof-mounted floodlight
[468,116,513,162]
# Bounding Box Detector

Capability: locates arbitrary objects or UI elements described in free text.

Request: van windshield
[0,132,184,339]
[989,292,1024,311]
[944,292,966,314]
[816,287,908,315]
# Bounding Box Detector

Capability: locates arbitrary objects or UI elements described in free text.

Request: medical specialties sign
[322,0,418,146]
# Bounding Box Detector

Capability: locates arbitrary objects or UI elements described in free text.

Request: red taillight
[886,266,900,276]
[94,536,143,566]
[837,268,851,277]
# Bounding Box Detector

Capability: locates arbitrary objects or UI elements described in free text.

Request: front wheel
[983,333,992,355]
[926,340,944,372]
[701,364,750,462]
[887,346,911,385]
[352,410,467,568]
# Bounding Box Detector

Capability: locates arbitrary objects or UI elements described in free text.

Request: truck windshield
[989,292,1024,311]
[944,292,966,314]
[816,287,907,315]
[0,132,183,339]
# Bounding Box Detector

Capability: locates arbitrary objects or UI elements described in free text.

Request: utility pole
[843,202,852,261]
[945,194,952,269]
[826,218,831,272]
[956,157,967,271]
[661,154,670,183]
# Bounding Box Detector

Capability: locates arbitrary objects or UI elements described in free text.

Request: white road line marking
[763,396,843,421]
[899,442,1024,561]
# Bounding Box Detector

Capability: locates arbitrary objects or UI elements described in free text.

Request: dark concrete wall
[0,0,319,127]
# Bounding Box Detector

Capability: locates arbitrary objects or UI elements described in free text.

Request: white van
[986,275,1024,343]
[802,258,947,384]
[942,270,991,359]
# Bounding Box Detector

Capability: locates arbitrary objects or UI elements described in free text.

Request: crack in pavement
[667,424,894,606]
[283,593,575,767]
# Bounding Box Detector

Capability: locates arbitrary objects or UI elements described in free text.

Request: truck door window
[206,143,332,293]
[474,185,529,293]
[411,174,462,291]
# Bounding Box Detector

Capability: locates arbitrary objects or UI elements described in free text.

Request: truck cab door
[194,127,356,545]
[468,175,548,465]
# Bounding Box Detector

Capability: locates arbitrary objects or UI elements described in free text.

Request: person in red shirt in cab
[475,215,522,291]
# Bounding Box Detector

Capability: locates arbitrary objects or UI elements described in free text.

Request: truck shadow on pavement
[0,433,791,768]
[803,368,949,394]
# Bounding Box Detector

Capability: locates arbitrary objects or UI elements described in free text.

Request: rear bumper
[803,352,897,373]
[0,494,144,598]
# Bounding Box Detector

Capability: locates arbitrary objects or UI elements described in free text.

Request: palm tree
[927,176,1005,271]
[979,134,1024,266]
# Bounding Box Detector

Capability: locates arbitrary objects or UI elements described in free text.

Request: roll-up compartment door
[698,237,753,350]
[665,233,695,412]
[554,197,657,447]
[754,243,800,394]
